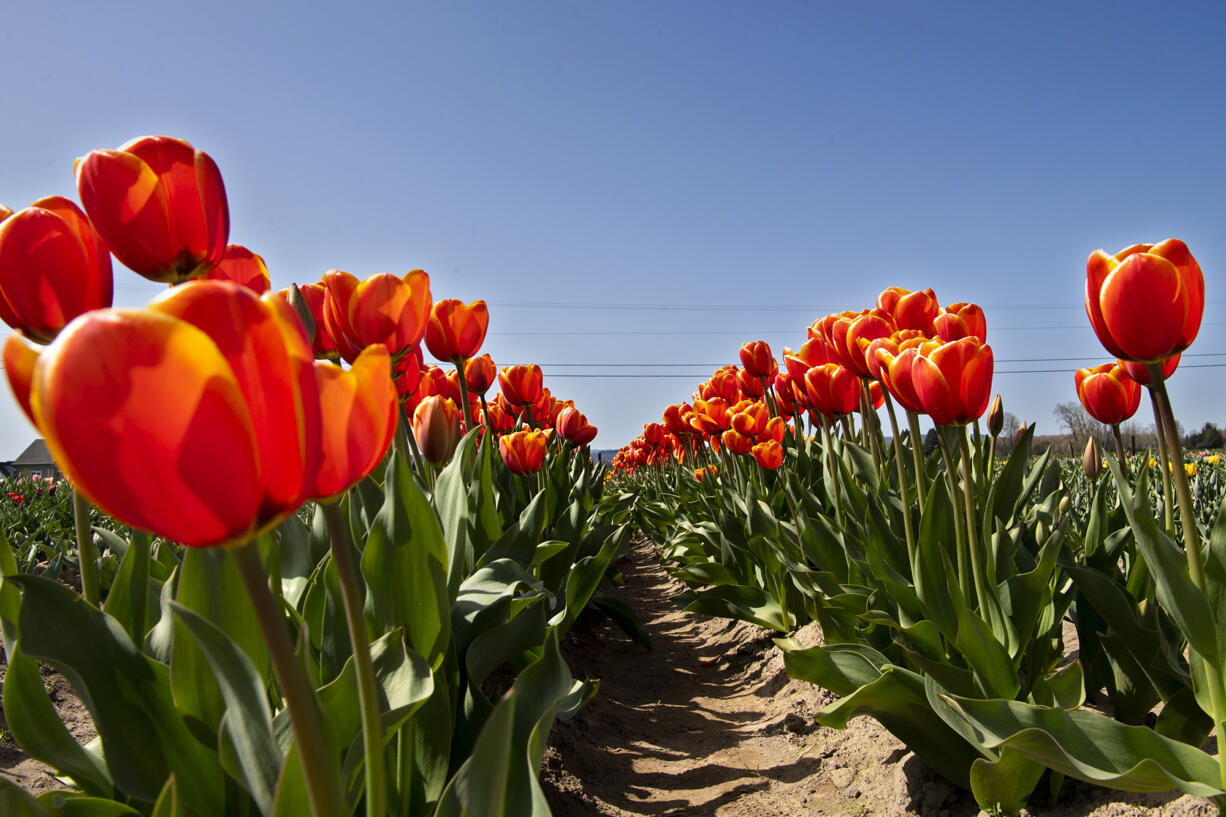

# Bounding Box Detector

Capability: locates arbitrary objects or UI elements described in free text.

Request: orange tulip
[0,197,113,344]
[731,401,770,438]
[739,341,777,379]
[464,353,497,395]
[693,465,717,483]
[6,281,394,547]
[783,337,838,380]
[1074,362,1141,426]
[802,363,860,417]
[833,310,895,378]
[911,337,993,426]
[1086,239,1203,363]
[663,403,695,437]
[752,440,784,470]
[498,364,544,406]
[877,287,939,334]
[720,429,753,455]
[934,302,987,343]
[201,244,270,294]
[699,368,741,403]
[556,406,598,446]
[393,347,424,405]
[736,367,764,398]
[762,416,787,444]
[320,270,365,362]
[499,428,548,474]
[865,335,927,414]
[76,136,228,283]
[278,282,338,360]
[772,372,800,416]
[347,270,433,358]
[1119,353,1180,386]
[425,298,489,362]
[689,398,731,436]
[0,204,11,222]
[485,399,516,433]
[413,395,463,464]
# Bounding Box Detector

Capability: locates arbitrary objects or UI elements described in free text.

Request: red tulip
[1119,353,1180,386]
[934,302,987,343]
[663,403,695,437]
[413,395,463,464]
[278,282,338,360]
[865,335,927,414]
[1074,363,1141,426]
[499,428,548,474]
[7,281,394,547]
[425,298,489,362]
[347,270,433,358]
[736,367,764,398]
[689,398,730,436]
[877,287,939,334]
[0,196,113,343]
[464,353,497,395]
[485,399,516,433]
[802,363,860,417]
[76,136,228,283]
[556,407,598,446]
[720,429,753,455]
[393,346,424,405]
[320,270,365,362]
[201,244,270,294]
[700,368,741,403]
[752,440,784,470]
[739,341,777,379]
[834,310,896,378]
[772,372,800,416]
[731,401,770,439]
[783,337,838,380]
[911,337,994,426]
[498,364,544,406]
[1086,239,1203,363]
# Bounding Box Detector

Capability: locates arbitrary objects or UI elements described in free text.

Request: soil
[0,655,96,795]
[541,539,1218,816]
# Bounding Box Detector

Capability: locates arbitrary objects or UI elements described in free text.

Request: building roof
[13,439,55,466]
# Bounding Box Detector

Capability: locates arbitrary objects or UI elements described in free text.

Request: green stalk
[322,503,385,817]
[397,404,429,481]
[907,410,928,505]
[233,543,345,817]
[881,391,916,567]
[451,357,473,433]
[1148,389,1176,536]
[1148,363,1226,792]
[958,427,990,608]
[72,488,99,607]
[820,417,846,529]
[936,426,972,603]
[1111,424,1129,475]
[860,381,884,480]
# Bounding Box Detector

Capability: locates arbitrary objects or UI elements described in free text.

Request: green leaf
[931,689,1225,797]
[150,775,184,817]
[914,477,958,641]
[276,513,320,609]
[436,429,481,597]
[945,551,1020,700]
[170,602,280,816]
[589,596,651,652]
[9,576,224,811]
[101,531,153,645]
[35,790,141,816]
[362,449,451,666]
[479,490,548,568]
[0,776,47,817]
[678,584,791,632]
[2,645,112,796]
[969,747,1046,815]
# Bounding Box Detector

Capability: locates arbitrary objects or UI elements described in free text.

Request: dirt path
[542,540,1216,817]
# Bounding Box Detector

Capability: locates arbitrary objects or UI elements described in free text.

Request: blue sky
[3,1,1226,458]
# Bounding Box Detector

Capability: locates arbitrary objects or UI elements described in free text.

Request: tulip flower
[0,196,113,343]
[393,347,424,405]
[347,270,433,358]
[1083,437,1102,480]
[663,403,695,438]
[934,302,987,343]
[76,136,228,283]
[485,399,516,433]
[783,337,838,380]
[499,428,548,474]
[802,363,860,417]
[736,367,764,398]
[699,368,741,403]
[498,364,544,407]
[731,401,769,439]
[5,281,395,547]
[425,298,489,363]
[278,282,338,360]
[752,440,784,470]
[689,398,730,436]
[0,204,11,222]
[739,340,777,379]
[911,337,994,426]
[772,372,800,416]
[413,395,463,464]
[720,429,754,455]
[1086,239,1203,363]
[464,353,497,395]
[987,394,1004,436]
[320,270,365,362]
[1074,363,1142,426]
[762,417,787,444]
[1120,353,1180,385]
[556,406,598,446]
[201,244,270,294]
[877,287,939,334]
[865,335,927,414]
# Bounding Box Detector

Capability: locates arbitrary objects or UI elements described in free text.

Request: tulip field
[0,135,1222,817]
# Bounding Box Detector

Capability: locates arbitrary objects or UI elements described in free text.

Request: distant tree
[1053,401,1111,453]
[923,427,940,458]
[1185,422,1223,450]
[996,412,1022,454]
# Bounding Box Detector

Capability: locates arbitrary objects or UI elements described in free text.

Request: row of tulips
[0,136,633,817]
[606,239,1226,814]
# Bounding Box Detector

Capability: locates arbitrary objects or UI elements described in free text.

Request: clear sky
[3,0,1226,459]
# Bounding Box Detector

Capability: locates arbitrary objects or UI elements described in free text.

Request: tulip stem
[881,392,916,567]
[232,542,345,817]
[1147,363,1226,792]
[1111,424,1129,475]
[819,418,845,530]
[958,427,989,608]
[72,488,99,607]
[1147,389,1176,536]
[397,405,429,481]
[906,410,928,506]
[322,502,386,817]
[452,357,473,434]
[936,427,972,604]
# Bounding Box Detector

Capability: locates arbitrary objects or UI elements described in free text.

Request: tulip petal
[33,310,261,547]
[4,333,40,424]
[1099,253,1187,362]
[312,346,396,497]
[77,148,178,279]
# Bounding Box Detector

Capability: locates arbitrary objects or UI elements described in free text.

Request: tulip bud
[0,204,11,223]
[288,284,316,345]
[1015,423,1027,447]
[1083,436,1102,480]
[987,394,1004,437]
[413,395,462,464]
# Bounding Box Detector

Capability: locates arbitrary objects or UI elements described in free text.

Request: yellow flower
[1148,457,1158,468]
[1207,454,1221,465]
[1186,462,1198,477]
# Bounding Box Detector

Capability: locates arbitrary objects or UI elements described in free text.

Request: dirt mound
[542,539,1216,816]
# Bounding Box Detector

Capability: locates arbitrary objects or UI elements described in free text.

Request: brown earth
[542,539,1218,816]
[0,657,96,795]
